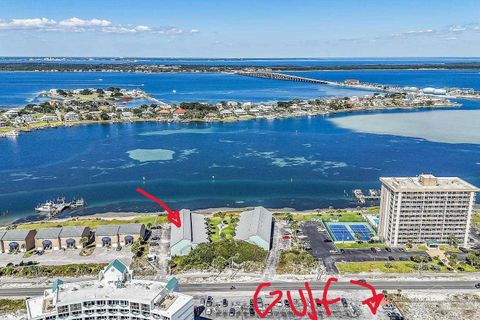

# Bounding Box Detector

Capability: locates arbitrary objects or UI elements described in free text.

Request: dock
[35,197,86,219]
[353,189,381,204]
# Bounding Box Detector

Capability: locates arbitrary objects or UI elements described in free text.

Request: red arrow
[136,187,181,228]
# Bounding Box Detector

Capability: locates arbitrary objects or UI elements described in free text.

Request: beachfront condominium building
[234,206,273,251]
[26,259,194,320]
[378,174,479,247]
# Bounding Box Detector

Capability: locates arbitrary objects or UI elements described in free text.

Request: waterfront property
[0,229,36,253]
[170,209,209,256]
[378,174,479,247]
[25,259,194,320]
[234,206,273,250]
[59,226,91,249]
[34,227,62,251]
[118,223,146,246]
[95,225,120,248]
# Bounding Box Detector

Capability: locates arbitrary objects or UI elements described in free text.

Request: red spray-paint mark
[136,188,181,228]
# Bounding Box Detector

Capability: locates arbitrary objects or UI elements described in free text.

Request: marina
[35,197,86,219]
[353,189,381,204]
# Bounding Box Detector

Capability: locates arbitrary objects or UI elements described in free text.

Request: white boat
[35,201,56,213]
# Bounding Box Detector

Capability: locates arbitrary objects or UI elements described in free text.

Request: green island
[1,87,458,138]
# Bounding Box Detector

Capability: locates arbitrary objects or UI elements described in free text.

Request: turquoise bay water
[1,103,480,224]
[1,66,480,224]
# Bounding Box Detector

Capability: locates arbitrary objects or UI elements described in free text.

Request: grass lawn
[0,299,25,314]
[276,250,318,274]
[207,214,239,242]
[8,215,167,231]
[275,211,365,222]
[335,242,386,249]
[0,263,106,278]
[439,245,461,253]
[0,127,14,133]
[336,261,450,274]
[404,245,429,252]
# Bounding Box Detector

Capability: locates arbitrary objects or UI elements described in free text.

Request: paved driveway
[0,246,133,267]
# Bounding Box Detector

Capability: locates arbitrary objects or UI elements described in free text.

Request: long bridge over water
[236,71,397,93]
[236,71,338,85]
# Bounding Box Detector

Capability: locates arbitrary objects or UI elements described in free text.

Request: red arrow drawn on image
[136,187,181,228]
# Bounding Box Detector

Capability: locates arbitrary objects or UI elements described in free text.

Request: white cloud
[58,17,112,28]
[0,18,56,29]
[0,17,198,35]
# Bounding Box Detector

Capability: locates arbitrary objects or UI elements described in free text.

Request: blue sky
[0,0,479,57]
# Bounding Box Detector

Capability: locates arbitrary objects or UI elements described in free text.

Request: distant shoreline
[2,63,480,73]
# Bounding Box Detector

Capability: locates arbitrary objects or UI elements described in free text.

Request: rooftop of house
[170,209,208,247]
[35,227,62,239]
[2,229,35,241]
[95,225,120,236]
[59,226,89,238]
[118,223,145,235]
[234,206,272,248]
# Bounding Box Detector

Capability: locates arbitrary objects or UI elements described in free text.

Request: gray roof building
[35,227,62,239]
[95,225,120,236]
[2,229,36,241]
[234,207,273,250]
[118,223,145,235]
[59,226,89,238]
[170,209,208,256]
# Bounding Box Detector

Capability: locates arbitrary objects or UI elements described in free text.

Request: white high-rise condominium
[378,174,478,247]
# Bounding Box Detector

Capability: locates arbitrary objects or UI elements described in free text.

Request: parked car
[358,279,367,283]
[324,239,333,243]
[284,299,290,308]
[475,283,480,289]
[256,297,263,308]
[385,247,392,252]
[249,307,255,316]
[200,298,205,306]
[459,247,469,253]
[205,308,212,316]
[222,299,228,307]
[206,296,213,307]
[229,307,235,316]
[340,249,345,253]
[388,256,395,261]
[370,247,377,253]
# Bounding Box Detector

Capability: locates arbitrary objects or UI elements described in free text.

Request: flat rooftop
[27,279,191,318]
[380,175,480,192]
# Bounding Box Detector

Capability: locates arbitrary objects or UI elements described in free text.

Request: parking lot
[301,221,429,274]
[0,246,133,267]
[148,225,170,276]
[192,292,397,319]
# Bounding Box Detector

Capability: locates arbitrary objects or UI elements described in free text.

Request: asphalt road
[0,280,478,297]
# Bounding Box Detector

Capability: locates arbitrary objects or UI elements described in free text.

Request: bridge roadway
[0,280,477,297]
[237,71,337,85]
